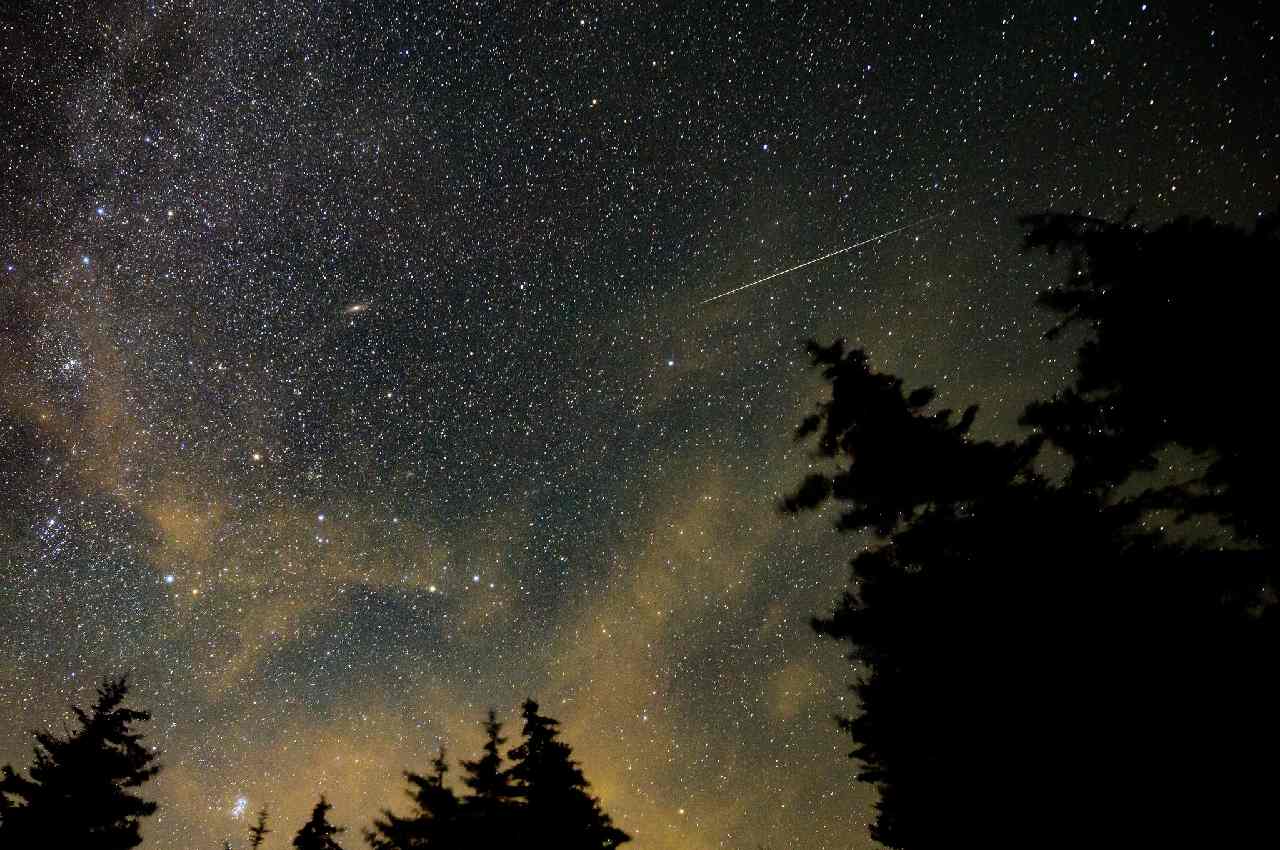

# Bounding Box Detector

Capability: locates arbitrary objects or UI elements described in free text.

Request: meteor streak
[698,210,949,306]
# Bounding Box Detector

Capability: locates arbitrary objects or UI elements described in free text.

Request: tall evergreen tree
[248,806,271,850]
[787,341,1110,848]
[0,675,161,849]
[506,699,629,850]
[1019,210,1279,547]
[789,210,1279,848]
[1018,210,1280,845]
[459,710,515,804]
[456,711,518,847]
[292,796,345,850]
[367,748,460,850]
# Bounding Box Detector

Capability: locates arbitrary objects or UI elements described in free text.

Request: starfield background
[1,2,1276,849]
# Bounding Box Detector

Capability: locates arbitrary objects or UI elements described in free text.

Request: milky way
[1,3,1276,848]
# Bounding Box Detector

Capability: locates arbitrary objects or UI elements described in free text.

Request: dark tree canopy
[791,210,1279,849]
[455,709,520,847]
[367,703,628,850]
[458,710,517,806]
[0,675,161,850]
[507,699,630,850]
[367,748,460,850]
[784,341,1040,537]
[248,806,271,850]
[1020,210,1280,546]
[0,688,629,850]
[292,796,346,850]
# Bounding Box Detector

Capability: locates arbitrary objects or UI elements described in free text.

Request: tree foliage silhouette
[368,703,627,850]
[456,709,519,846]
[506,699,630,850]
[292,796,346,850]
[1019,210,1280,545]
[367,748,460,850]
[0,675,160,849]
[248,806,271,850]
[789,210,1279,849]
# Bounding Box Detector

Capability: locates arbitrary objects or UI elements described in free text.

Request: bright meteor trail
[699,210,950,306]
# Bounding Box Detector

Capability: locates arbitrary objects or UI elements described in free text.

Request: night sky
[1,2,1276,848]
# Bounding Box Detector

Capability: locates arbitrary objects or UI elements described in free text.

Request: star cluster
[1,2,1276,848]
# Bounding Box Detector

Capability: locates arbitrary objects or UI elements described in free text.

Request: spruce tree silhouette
[1020,210,1280,547]
[292,796,345,850]
[367,704,627,849]
[456,710,519,848]
[248,806,271,849]
[0,675,161,849]
[506,699,630,850]
[788,210,1280,849]
[1018,210,1280,846]
[367,748,460,850]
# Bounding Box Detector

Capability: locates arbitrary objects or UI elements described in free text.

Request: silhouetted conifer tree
[460,710,515,804]
[1018,210,1280,846]
[789,207,1279,849]
[1019,210,1280,547]
[456,710,519,847]
[507,699,630,850]
[0,675,160,849]
[248,806,271,849]
[367,748,460,850]
[367,705,628,849]
[292,796,345,850]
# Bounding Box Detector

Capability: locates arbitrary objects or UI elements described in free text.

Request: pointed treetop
[292,795,345,850]
[248,806,271,850]
[459,710,516,803]
[507,699,631,849]
[0,675,161,850]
